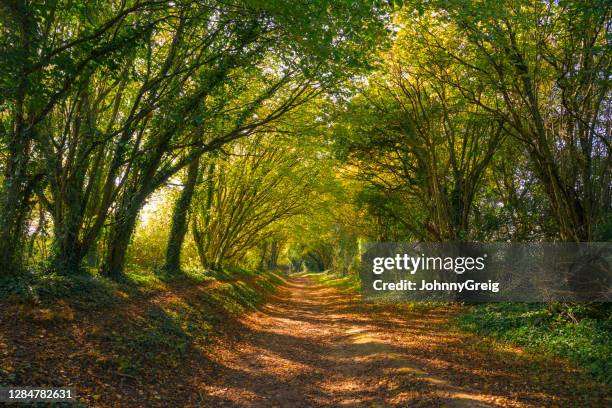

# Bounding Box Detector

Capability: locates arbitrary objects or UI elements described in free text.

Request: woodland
[0,0,610,406]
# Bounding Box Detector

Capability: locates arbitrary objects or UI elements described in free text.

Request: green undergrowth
[0,266,192,305]
[0,264,282,306]
[454,303,612,386]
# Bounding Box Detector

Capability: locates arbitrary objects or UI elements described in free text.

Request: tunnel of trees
[1,0,608,281]
[0,0,610,405]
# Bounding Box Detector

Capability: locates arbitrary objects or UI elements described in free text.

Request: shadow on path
[198,277,610,407]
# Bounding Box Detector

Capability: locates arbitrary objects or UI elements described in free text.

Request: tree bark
[101,194,143,279]
[192,158,217,270]
[163,156,200,273]
[267,240,279,270]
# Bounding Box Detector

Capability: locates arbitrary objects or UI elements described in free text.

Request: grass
[454,303,612,385]
[298,270,361,292]
[301,270,442,312]
[0,263,280,304]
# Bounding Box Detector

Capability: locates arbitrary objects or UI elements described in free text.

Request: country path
[198,276,608,407]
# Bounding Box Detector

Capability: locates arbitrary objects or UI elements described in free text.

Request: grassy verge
[454,303,612,385]
[300,270,442,312]
[297,271,361,292]
[0,265,283,307]
[0,267,284,406]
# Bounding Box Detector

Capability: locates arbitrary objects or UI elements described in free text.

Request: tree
[190,133,319,270]
[334,29,504,241]
[0,0,391,278]
[411,0,611,241]
[0,0,164,275]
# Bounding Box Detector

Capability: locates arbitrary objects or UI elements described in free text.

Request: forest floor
[1,274,609,407]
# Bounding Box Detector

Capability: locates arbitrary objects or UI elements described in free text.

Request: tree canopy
[0,0,609,279]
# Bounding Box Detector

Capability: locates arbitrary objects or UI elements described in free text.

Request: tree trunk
[0,3,39,277]
[51,233,83,274]
[192,158,217,270]
[268,240,279,270]
[0,151,41,276]
[0,181,29,276]
[163,156,200,273]
[51,188,87,274]
[192,221,208,269]
[101,197,143,279]
[259,241,268,270]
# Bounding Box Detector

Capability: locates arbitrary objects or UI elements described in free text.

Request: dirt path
[199,276,608,407]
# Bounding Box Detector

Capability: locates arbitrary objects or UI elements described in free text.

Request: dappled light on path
[200,277,608,407]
